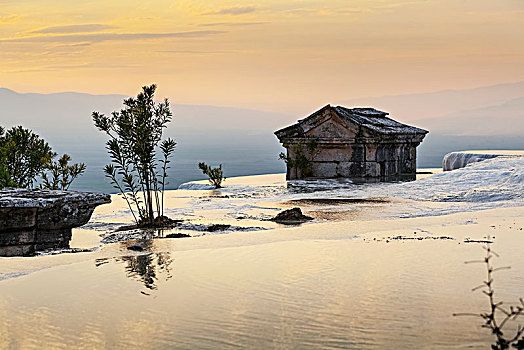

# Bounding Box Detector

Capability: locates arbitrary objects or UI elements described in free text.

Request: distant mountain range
[414,96,524,136]
[0,87,294,139]
[340,81,524,125]
[2,81,523,138]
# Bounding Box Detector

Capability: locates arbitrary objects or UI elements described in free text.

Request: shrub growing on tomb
[279,139,318,179]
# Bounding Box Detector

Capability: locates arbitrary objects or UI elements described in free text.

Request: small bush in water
[198,162,225,188]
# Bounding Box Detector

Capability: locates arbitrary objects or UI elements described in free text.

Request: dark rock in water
[153,215,183,227]
[271,207,313,225]
[165,233,191,238]
[127,244,145,251]
[0,188,111,257]
[206,224,231,232]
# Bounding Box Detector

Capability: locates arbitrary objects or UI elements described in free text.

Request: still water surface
[1,228,524,349]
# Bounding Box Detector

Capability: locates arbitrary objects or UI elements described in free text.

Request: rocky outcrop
[271,207,313,225]
[0,188,111,256]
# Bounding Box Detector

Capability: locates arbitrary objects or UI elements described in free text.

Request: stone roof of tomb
[274,104,428,140]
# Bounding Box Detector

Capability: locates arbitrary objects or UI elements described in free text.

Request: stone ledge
[0,189,111,256]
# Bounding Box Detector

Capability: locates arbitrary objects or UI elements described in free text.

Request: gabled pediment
[304,113,357,139]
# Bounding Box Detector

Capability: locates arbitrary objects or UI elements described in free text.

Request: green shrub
[0,163,17,188]
[279,139,318,179]
[0,126,55,188]
[0,126,86,190]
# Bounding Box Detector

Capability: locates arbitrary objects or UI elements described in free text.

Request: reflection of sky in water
[2,224,524,348]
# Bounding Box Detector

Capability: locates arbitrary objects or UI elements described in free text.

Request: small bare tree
[454,240,524,349]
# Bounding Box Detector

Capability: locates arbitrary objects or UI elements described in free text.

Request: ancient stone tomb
[275,105,428,180]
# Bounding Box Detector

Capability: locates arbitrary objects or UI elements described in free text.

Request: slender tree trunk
[143,169,154,225]
[151,168,160,217]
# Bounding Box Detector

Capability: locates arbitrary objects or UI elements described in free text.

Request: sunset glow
[1,0,523,113]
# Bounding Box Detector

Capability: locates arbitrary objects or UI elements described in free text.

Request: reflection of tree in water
[96,239,173,292]
[121,251,173,290]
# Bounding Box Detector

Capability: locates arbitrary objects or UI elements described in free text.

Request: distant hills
[0,87,294,139]
[413,96,524,136]
[2,81,523,139]
[340,82,524,166]
[341,81,524,124]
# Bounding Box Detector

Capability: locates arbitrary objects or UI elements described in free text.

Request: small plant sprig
[41,154,86,190]
[198,162,225,188]
[454,239,524,350]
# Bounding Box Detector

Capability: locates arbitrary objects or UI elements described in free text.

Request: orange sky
[1,0,523,114]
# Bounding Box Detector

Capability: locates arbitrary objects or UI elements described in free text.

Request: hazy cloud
[0,14,19,23]
[0,31,226,44]
[373,1,429,11]
[31,24,116,34]
[3,62,141,74]
[156,49,232,54]
[209,7,256,15]
[198,22,266,27]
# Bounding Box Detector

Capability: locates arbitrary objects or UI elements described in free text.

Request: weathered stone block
[400,159,416,174]
[410,146,417,160]
[306,120,351,138]
[35,229,72,243]
[365,144,377,161]
[0,208,37,232]
[365,162,381,177]
[349,162,365,177]
[315,147,351,162]
[0,244,34,257]
[375,146,390,162]
[36,204,97,229]
[335,162,351,177]
[351,144,365,162]
[385,161,399,176]
[311,162,338,178]
[0,230,35,245]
